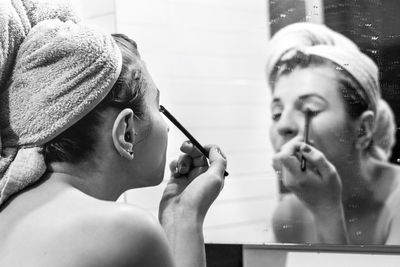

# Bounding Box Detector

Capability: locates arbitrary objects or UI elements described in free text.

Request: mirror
[76,0,400,250]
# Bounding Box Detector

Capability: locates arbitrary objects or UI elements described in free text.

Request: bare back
[0,175,173,267]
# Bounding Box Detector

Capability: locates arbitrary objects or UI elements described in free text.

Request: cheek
[269,125,280,152]
[136,115,168,183]
[147,117,168,159]
[310,116,356,161]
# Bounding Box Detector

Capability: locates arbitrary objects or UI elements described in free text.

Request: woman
[267,22,400,245]
[0,12,226,267]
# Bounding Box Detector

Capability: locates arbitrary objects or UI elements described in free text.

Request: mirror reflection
[267,0,400,246]
[267,21,399,245]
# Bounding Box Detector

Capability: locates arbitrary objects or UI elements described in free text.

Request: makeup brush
[159,105,229,177]
[301,109,313,171]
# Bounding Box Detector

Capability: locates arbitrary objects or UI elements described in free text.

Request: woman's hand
[158,141,227,267]
[159,141,227,226]
[273,136,343,216]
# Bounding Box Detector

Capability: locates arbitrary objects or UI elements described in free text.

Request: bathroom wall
[113,0,276,244]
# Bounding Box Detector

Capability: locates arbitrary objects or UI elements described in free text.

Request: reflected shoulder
[271,193,316,243]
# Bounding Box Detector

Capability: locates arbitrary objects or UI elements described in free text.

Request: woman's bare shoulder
[272,194,311,220]
[271,193,317,243]
[60,200,174,267]
[0,195,174,267]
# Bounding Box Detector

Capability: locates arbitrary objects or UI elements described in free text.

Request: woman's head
[269,59,373,173]
[0,19,124,205]
[43,33,168,187]
[266,23,381,176]
[270,51,370,120]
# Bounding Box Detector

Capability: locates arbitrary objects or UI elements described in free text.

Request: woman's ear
[112,108,136,160]
[356,110,375,150]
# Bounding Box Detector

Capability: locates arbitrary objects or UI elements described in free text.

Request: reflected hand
[273,136,343,216]
[159,141,227,225]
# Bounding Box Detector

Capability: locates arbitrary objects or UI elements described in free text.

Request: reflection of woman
[266,22,400,245]
[0,4,226,266]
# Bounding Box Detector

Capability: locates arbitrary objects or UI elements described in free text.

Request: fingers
[177,154,192,174]
[273,136,303,172]
[193,155,208,167]
[180,141,204,157]
[169,160,178,172]
[279,136,303,157]
[187,166,209,180]
[171,142,227,181]
[169,159,180,178]
[206,145,227,178]
[299,144,337,178]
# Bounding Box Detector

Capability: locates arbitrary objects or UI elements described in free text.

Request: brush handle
[301,109,313,172]
[160,105,229,176]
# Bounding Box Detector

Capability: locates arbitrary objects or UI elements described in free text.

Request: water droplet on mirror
[348,218,358,223]
[282,224,292,229]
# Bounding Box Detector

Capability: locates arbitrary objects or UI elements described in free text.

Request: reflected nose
[276,111,300,139]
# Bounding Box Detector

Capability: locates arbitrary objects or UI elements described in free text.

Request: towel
[265,22,380,115]
[0,18,122,206]
[0,0,79,92]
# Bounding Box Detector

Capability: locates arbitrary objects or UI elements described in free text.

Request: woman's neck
[340,156,393,206]
[47,160,124,201]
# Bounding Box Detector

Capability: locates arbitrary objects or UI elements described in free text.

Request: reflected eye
[300,104,321,117]
[304,109,320,117]
[299,99,324,117]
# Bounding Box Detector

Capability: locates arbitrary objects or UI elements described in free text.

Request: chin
[143,153,167,187]
[144,163,166,187]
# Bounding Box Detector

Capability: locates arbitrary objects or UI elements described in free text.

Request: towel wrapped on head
[0,0,79,92]
[0,5,122,206]
[265,22,380,115]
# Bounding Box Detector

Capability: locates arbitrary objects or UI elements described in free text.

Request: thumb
[206,145,227,177]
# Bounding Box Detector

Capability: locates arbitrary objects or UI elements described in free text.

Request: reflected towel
[265,22,380,114]
[0,19,122,206]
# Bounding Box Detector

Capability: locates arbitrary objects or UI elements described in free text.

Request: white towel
[265,22,380,114]
[0,13,122,206]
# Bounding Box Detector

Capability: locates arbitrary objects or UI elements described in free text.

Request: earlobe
[112,108,136,160]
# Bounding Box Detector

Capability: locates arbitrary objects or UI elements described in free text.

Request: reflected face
[132,66,169,187]
[269,66,358,169]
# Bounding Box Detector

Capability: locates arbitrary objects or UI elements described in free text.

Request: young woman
[0,19,227,267]
[267,22,400,245]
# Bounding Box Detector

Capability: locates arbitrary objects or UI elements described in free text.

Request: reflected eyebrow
[298,94,328,103]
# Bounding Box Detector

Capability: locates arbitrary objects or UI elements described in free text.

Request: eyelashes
[305,109,320,117]
[271,109,321,122]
